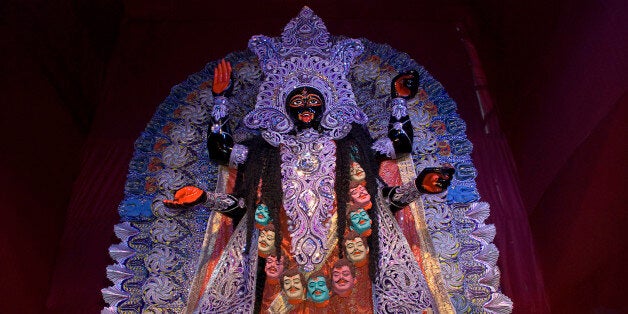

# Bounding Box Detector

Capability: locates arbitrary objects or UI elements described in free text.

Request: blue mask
[349,209,372,235]
[307,276,330,303]
[254,204,271,226]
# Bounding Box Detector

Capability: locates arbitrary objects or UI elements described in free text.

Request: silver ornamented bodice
[280,129,335,272]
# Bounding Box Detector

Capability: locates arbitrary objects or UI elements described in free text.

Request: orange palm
[163,186,205,206]
[212,59,232,95]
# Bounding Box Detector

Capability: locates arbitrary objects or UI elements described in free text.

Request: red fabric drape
[458,25,550,313]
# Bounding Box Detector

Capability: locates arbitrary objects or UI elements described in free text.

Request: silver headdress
[244,7,368,146]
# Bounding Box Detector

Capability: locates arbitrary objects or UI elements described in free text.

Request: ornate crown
[244,7,368,145]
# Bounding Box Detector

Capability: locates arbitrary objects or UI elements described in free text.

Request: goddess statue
[102,7,512,314]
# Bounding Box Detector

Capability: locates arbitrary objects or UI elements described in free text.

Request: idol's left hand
[391,70,419,99]
[415,167,455,194]
[212,59,233,96]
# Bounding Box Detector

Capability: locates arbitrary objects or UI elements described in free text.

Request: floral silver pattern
[149,218,188,244]
[280,130,335,272]
[162,145,190,169]
[156,169,189,193]
[142,274,180,305]
[229,143,248,168]
[372,137,396,159]
[170,123,199,144]
[145,245,180,273]
[180,102,208,125]
[212,96,229,121]
[391,97,408,119]
[425,203,453,230]
[432,231,460,260]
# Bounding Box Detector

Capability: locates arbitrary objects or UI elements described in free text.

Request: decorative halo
[244,7,368,145]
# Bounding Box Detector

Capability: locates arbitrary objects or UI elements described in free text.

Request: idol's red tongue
[299,112,313,122]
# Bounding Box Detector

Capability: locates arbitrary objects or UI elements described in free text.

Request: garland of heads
[337,124,382,280]
[237,123,383,287]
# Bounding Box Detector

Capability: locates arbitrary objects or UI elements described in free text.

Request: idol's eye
[289,95,305,107]
[307,95,322,106]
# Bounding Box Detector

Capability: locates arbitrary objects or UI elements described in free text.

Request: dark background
[1,0,626,313]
